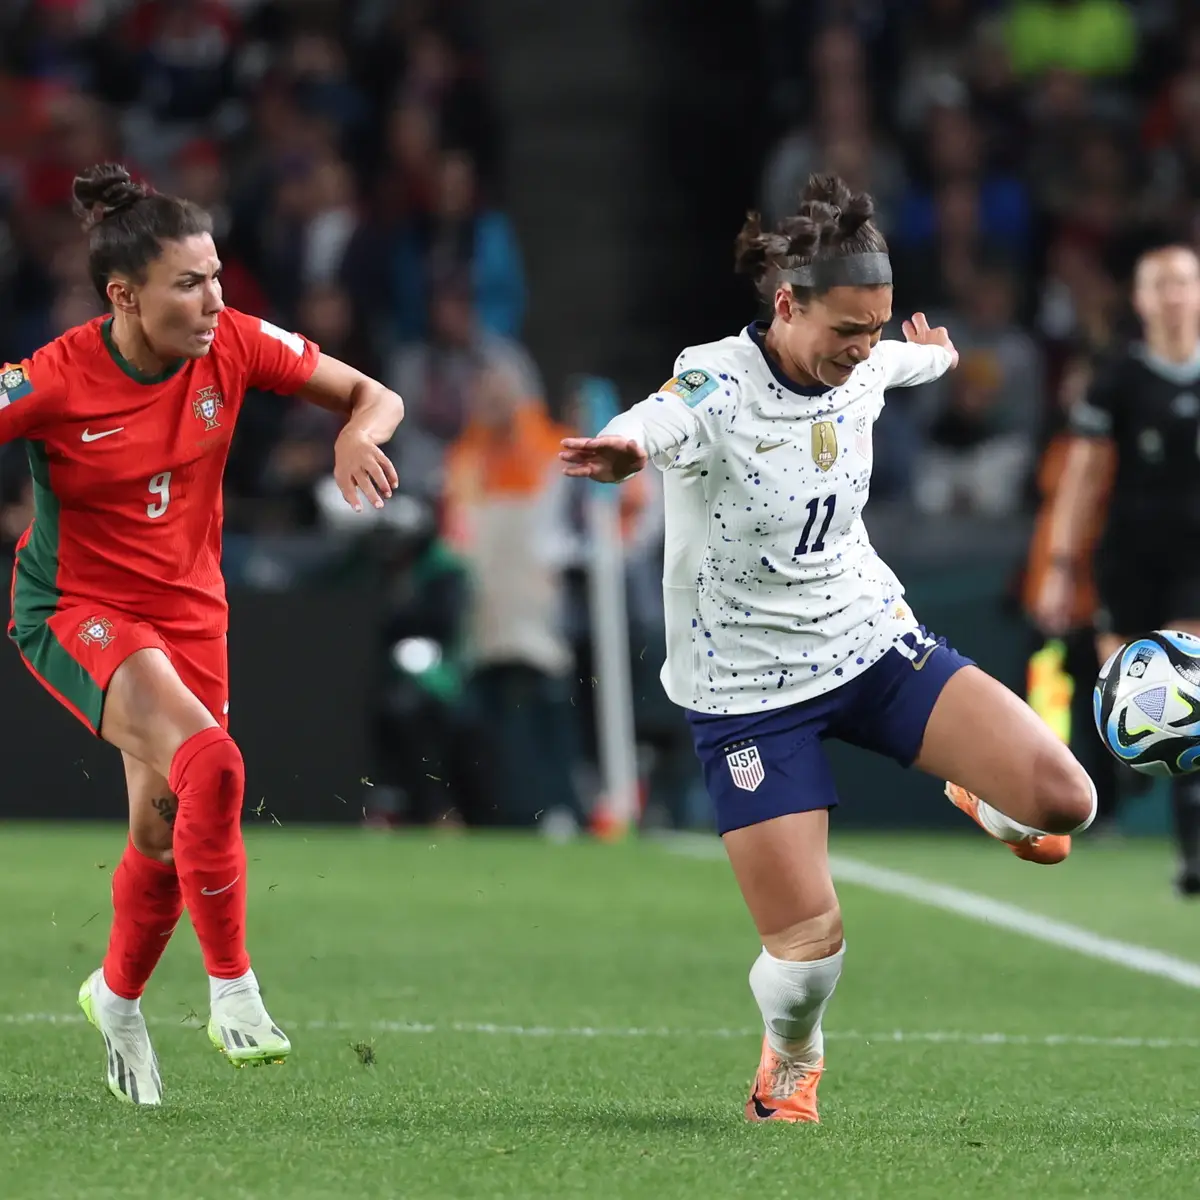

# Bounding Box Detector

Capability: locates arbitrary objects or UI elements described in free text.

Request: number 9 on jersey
[146,471,172,519]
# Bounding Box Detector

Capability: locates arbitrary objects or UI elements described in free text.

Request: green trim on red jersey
[14,441,61,621]
[9,442,105,731]
[100,316,185,385]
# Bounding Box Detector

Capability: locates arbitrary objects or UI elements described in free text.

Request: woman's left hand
[903,311,959,369]
[334,427,399,512]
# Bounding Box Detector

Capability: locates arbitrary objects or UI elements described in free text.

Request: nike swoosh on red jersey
[81,427,124,442]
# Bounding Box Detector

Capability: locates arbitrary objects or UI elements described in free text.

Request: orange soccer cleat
[745,1036,823,1124]
[945,781,1071,865]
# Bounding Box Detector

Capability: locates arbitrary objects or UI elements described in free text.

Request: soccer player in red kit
[0,164,404,1106]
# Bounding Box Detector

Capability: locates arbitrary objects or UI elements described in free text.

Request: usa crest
[193,386,223,431]
[854,412,872,458]
[811,420,838,471]
[78,616,115,649]
[726,744,765,792]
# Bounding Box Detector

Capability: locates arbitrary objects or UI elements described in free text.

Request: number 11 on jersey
[794,494,836,555]
[146,471,172,519]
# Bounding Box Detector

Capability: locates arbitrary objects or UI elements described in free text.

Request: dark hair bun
[799,174,876,244]
[734,172,886,299]
[72,164,151,233]
[733,211,793,278]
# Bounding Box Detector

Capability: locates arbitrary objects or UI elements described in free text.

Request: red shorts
[8,601,229,736]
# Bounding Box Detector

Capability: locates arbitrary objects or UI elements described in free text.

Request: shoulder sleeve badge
[660,367,719,408]
[0,364,33,408]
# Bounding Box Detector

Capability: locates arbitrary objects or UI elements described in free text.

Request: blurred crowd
[0,0,683,832]
[1,0,1198,830]
[761,0,1200,516]
[0,0,529,537]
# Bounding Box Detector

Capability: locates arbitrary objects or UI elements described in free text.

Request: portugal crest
[77,616,115,649]
[193,385,223,431]
[811,419,838,472]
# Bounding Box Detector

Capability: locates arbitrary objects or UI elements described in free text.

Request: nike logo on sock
[200,876,240,896]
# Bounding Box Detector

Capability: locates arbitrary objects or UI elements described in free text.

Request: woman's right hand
[1034,561,1074,635]
[559,436,648,483]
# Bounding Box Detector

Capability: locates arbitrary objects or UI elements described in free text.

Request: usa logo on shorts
[726,745,765,792]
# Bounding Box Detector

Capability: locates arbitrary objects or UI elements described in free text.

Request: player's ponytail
[734,212,797,281]
[72,162,214,306]
[735,172,889,305]
[72,163,151,232]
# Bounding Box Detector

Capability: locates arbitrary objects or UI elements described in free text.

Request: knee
[206,732,245,792]
[170,729,245,814]
[761,906,844,962]
[1033,751,1096,835]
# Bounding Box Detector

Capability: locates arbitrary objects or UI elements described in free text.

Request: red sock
[168,727,250,979]
[102,839,183,1000]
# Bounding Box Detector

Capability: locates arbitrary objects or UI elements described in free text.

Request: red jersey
[1,308,320,637]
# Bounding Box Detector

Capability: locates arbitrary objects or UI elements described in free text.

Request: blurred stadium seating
[0,0,1194,833]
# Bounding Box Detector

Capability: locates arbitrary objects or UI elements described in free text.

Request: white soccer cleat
[77,968,164,1106]
[208,989,291,1068]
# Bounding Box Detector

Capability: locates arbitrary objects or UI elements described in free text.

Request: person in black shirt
[1035,244,1200,896]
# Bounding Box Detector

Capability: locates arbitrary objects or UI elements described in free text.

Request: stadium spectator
[246,281,382,531]
[385,268,541,501]
[391,147,525,341]
[914,264,1042,517]
[760,25,907,233]
[442,365,579,826]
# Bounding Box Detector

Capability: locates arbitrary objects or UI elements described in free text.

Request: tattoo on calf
[152,795,178,827]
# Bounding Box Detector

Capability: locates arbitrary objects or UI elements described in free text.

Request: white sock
[210,968,258,1007]
[977,775,1098,842]
[1071,777,1099,834]
[97,971,141,1017]
[748,942,844,1068]
[975,799,1044,842]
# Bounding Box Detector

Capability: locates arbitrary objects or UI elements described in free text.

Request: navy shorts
[687,632,974,835]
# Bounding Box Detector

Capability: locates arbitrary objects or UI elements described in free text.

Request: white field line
[663,834,1200,991]
[0,1011,1196,1050]
[6,839,1196,1051]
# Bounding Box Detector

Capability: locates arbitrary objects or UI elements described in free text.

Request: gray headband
[780,252,893,289]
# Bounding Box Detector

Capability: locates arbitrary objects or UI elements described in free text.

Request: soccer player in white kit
[561,175,1098,1123]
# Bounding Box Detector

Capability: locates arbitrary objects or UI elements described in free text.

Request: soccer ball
[1094,631,1200,776]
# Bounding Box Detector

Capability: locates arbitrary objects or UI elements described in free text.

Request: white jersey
[602,323,953,714]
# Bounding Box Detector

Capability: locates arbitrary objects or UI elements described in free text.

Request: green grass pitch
[1,823,1197,1199]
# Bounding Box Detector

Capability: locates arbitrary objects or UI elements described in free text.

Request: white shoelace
[768,1056,816,1100]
